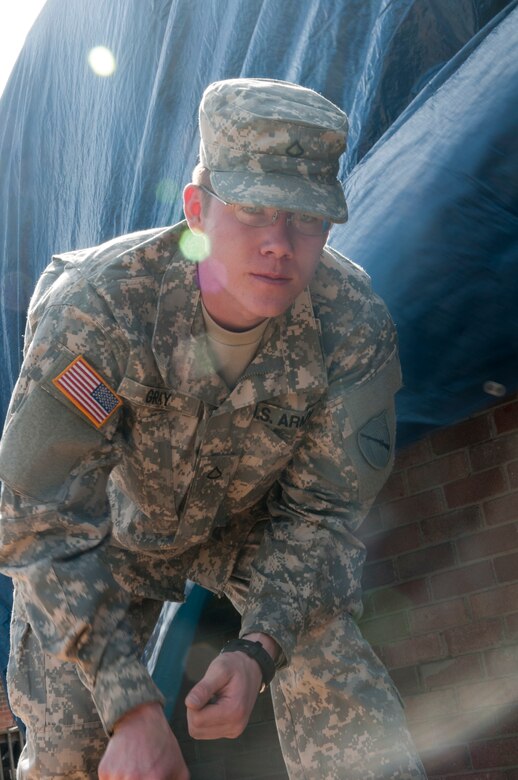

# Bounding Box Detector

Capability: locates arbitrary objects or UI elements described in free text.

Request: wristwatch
[220,638,276,693]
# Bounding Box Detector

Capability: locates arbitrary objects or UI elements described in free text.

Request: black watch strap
[220,638,276,692]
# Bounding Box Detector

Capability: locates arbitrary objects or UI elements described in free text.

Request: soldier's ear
[183,184,203,229]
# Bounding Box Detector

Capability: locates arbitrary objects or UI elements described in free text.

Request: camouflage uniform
[0,78,426,779]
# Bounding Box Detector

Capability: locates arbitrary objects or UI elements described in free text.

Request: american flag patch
[52,356,122,428]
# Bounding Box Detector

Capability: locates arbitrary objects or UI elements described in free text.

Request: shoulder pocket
[0,386,107,501]
[331,353,401,503]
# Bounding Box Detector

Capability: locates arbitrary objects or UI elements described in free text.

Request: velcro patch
[52,356,122,428]
[357,411,392,469]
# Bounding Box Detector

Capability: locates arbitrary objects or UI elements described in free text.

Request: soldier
[0,78,426,779]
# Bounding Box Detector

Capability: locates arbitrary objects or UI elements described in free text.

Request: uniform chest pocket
[116,377,201,520]
[226,403,315,508]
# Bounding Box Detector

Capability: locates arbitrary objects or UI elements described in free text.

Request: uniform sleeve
[0,296,164,733]
[240,294,402,662]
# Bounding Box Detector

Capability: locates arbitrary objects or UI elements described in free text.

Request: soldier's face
[184,184,328,331]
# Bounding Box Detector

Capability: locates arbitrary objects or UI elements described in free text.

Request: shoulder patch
[52,356,122,428]
[357,411,392,469]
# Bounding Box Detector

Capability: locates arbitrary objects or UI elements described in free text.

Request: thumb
[185,662,228,710]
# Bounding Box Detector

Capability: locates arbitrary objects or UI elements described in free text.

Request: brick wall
[359,394,518,779]
[0,690,13,731]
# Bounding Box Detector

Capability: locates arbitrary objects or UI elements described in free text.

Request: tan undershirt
[201,299,269,389]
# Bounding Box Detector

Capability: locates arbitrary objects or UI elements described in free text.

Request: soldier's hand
[185,649,263,739]
[98,701,189,780]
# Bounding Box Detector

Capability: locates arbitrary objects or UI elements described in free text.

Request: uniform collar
[152,244,328,408]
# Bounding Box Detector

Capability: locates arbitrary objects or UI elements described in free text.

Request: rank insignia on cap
[357,411,392,469]
[52,356,122,428]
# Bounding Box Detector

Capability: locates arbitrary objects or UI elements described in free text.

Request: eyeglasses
[198,186,331,236]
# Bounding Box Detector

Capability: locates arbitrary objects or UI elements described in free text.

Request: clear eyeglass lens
[233,205,329,235]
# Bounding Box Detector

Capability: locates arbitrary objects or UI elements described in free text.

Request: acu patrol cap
[198,78,349,223]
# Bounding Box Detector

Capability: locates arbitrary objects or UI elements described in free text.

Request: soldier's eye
[238,205,268,216]
[297,213,319,224]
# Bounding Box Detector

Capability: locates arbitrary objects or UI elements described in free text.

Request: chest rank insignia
[357,411,392,469]
[286,141,304,157]
[52,355,122,428]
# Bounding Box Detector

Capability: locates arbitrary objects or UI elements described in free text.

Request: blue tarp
[1,0,516,445]
[335,2,518,443]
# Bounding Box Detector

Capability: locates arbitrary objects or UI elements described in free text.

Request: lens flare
[87,46,116,77]
[179,229,210,262]
[156,179,180,205]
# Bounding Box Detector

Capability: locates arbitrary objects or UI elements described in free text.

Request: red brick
[408,450,470,493]
[360,591,377,620]
[494,398,518,435]
[420,654,483,690]
[431,561,495,599]
[362,559,396,590]
[471,583,518,619]
[360,612,409,645]
[457,676,518,713]
[365,579,430,614]
[478,704,518,737]
[471,736,518,769]
[494,551,518,583]
[421,506,483,544]
[394,437,433,470]
[405,688,458,724]
[431,415,492,455]
[484,493,518,525]
[444,618,504,655]
[376,633,445,669]
[410,598,470,635]
[409,710,492,756]
[380,489,445,528]
[409,711,475,752]
[456,522,518,563]
[506,613,518,639]
[357,505,382,538]
[471,433,518,472]
[397,542,456,581]
[484,645,518,678]
[376,470,407,503]
[0,712,14,729]
[365,524,422,562]
[445,468,507,508]
[508,459,518,489]
[389,665,421,696]
[420,743,471,776]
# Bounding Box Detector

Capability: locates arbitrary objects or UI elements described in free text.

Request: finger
[187,697,242,740]
[185,660,230,710]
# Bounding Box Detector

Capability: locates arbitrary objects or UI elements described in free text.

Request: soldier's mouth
[250,272,291,284]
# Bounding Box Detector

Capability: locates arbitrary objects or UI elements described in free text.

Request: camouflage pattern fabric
[11,519,425,779]
[227,522,426,779]
[269,613,426,779]
[200,78,349,223]
[0,221,424,777]
[9,593,162,779]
